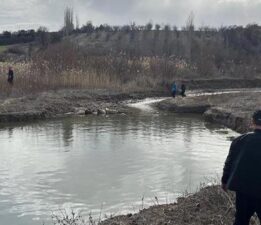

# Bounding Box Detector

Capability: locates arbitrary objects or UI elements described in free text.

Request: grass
[0,44,21,53]
[0,47,178,96]
[0,45,8,53]
[0,40,210,96]
[49,184,259,225]
[0,40,260,98]
[0,61,124,96]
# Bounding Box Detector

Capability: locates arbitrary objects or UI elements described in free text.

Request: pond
[0,102,237,225]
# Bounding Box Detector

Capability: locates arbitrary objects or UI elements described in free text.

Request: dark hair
[253,110,261,126]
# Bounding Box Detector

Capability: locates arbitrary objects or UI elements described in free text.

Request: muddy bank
[1,88,260,132]
[155,91,261,133]
[0,89,166,123]
[204,108,250,134]
[101,185,240,225]
[0,77,261,123]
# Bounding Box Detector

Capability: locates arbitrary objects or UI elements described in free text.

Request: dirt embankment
[0,89,166,123]
[0,77,261,123]
[100,185,259,225]
[155,91,261,133]
[0,88,260,133]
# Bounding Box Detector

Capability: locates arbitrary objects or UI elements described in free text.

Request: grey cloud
[0,0,261,31]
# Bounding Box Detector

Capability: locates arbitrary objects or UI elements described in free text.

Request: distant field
[0,44,22,54]
[0,45,8,53]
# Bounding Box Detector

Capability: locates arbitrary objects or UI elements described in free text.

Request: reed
[0,41,196,97]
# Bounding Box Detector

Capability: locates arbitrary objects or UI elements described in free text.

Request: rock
[85,109,93,115]
[65,112,74,115]
[105,108,118,114]
[74,107,86,115]
[97,109,106,114]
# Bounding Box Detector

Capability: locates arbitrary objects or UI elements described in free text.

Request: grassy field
[0,45,8,53]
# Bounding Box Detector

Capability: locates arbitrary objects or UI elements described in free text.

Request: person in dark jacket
[221,110,261,225]
[180,83,186,97]
[7,67,14,84]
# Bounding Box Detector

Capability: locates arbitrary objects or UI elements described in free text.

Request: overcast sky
[1,0,261,32]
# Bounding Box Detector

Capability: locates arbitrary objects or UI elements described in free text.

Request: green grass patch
[0,45,8,53]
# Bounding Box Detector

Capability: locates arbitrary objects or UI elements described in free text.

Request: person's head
[9,66,12,70]
[252,110,261,129]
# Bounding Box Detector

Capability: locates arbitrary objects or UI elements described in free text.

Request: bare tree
[75,15,80,31]
[37,26,49,48]
[186,11,195,32]
[185,11,195,62]
[64,7,74,35]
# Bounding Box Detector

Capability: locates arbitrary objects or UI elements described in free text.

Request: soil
[100,185,240,225]
[0,89,166,123]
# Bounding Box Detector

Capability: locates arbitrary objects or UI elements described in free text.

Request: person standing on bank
[171,82,177,98]
[180,82,186,97]
[7,67,14,85]
[221,110,261,225]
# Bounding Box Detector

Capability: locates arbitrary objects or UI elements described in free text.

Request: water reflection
[0,112,238,225]
[8,127,14,139]
[61,119,74,148]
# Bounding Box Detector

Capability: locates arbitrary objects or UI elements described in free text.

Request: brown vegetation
[0,16,261,98]
[1,17,261,96]
[51,185,258,225]
[0,41,196,96]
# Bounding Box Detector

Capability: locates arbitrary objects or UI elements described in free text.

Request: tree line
[1,7,261,77]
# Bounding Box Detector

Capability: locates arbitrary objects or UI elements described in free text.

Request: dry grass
[0,41,197,97]
[0,61,123,96]
[50,185,260,225]
[100,184,259,225]
[1,40,260,98]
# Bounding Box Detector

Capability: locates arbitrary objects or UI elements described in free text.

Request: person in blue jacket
[171,82,177,98]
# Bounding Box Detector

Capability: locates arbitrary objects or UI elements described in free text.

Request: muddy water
[0,104,238,225]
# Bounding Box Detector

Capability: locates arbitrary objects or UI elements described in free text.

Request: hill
[1,23,261,94]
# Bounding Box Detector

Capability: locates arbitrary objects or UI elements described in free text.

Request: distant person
[221,110,261,225]
[180,83,186,97]
[7,67,14,85]
[171,82,177,98]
